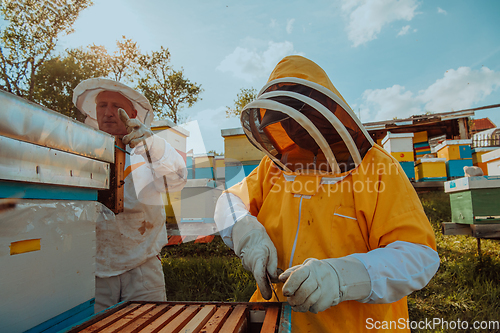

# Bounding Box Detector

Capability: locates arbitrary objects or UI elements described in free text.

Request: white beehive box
[382,132,414,153]
[0,90,115,333]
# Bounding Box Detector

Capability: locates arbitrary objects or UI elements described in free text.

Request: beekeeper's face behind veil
[241,55,374,174]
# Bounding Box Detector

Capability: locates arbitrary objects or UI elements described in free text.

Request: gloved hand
[279,256,371,313]
[232,215,279,300]
[118,108,165,161]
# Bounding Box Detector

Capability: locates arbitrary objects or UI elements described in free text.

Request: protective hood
[73,78,153,128]
[241,55,373,174]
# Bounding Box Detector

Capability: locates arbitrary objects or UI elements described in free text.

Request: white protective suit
[73,78,187,312]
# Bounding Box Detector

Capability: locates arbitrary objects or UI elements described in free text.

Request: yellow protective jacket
[224,56,437,332]
[227,147,436,332]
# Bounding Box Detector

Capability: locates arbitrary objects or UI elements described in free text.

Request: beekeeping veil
[73,78,153,129]
[240,56,374,174]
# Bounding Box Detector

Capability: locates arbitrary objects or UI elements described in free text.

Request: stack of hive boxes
[433,140,473,178]
[473,147,498,176]
[382,132,415,180]
[413,131,432,159]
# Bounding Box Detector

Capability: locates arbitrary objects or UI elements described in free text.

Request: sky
[58,0,500,154]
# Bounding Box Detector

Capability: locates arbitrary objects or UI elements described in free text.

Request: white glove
[232,215,279,300]
[118,108,165,161]
[280,256,371,313]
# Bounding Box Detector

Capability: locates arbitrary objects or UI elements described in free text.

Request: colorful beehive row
[382,132,415,180]
[222,128,266,189]
[432,139,473,178]
[381,131,450,182]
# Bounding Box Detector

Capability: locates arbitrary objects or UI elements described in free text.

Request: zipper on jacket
[288,194,310,268]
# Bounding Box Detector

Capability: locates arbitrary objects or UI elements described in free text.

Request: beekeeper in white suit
[73,78,187,312]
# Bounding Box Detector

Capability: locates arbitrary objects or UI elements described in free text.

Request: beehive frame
[63,301,291,333]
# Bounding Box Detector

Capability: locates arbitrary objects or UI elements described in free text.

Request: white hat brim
[73,78,153,128]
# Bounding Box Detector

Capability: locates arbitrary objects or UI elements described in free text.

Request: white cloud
[217,41,298,82]
[361,85,421,121]
[360,67,500,121]
[286,18,295,34]
[270,19,277,28]
[437,7,447,15]
[419,67,500,112]
[397,25,411,36]
[341,0,420,47]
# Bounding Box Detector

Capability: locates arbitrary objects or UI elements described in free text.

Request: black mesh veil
[241,80,373,173]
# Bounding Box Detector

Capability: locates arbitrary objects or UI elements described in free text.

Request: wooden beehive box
[414,158,447,182]
[445,176,500,224]
[63,301,291,333]
[433,139,472,160]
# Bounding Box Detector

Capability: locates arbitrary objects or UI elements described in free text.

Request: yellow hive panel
[214,158,225,168]
[436,145,461,160]
[225,135,266,162]
[413,131,428,144]
[391,151,415,162]
[10,239,41,255]
[163,191,182,224]
[194,156,214,168]
[472,151,494,164]
[415,161,447,180]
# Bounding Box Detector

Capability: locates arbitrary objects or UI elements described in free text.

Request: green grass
[161,191,500,332]
[408,191,500,332]
[161,237,256,302]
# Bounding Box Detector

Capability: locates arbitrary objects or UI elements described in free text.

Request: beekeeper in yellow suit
[214,56,440,332]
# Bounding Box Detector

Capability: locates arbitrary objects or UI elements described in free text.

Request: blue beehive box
[447,159,473,178]
[399,161,415,180]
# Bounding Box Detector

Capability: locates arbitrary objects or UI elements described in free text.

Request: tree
[0,0,92,100]
[32,45,110,120]
[108,36,140,83]
[137,47,203,124]
[226,87,257,118]
[32,36,141,119]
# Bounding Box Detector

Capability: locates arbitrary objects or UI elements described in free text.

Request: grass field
[161,191,500,332]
